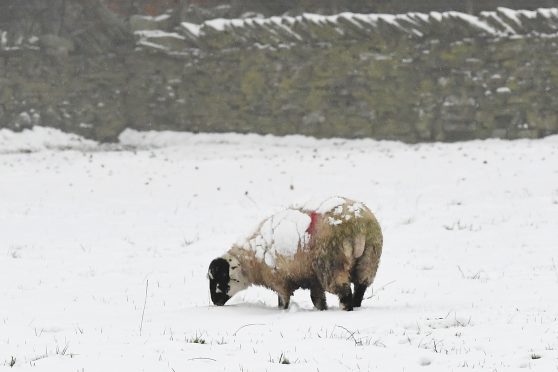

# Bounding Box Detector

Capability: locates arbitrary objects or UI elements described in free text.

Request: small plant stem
[232,323,265,336]
[139,279,149,336]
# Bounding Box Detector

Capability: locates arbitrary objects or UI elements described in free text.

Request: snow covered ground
[1,127,557,372]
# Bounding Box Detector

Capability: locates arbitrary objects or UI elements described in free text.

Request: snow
[136,14,171,22]
[243,209,311,267]
[538,8,558,19]
[0,127,97,153]
[483,12,518,34]
[134,30,185,51]
[1,128,558,371]
[447,11,500,35]
[180,22,201,37]
[348,203,364,218]
[205,18,229,31]
[299,196,347,214]
[498,7,524,27]
[327,217,343,226]
[134,30,185,40]
[430,12,443,22]
[324,201,364,223]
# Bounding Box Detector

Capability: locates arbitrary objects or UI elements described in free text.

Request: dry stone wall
[1,7,558,142]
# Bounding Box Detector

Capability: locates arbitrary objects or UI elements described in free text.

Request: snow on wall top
[241,209,312,268]
[171,7,558,50]
[3,8,558,53]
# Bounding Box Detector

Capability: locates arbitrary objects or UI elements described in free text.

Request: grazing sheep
[207,196,383,311]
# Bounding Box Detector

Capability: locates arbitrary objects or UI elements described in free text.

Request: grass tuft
[269,352,290,364]
[187,334,206,344]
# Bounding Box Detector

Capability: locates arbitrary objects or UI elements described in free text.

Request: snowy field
[1,127,557,372]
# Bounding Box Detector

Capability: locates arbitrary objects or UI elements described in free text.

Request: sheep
[207,196,383,311]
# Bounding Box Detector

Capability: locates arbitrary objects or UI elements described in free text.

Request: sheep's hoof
[311,297,327,311]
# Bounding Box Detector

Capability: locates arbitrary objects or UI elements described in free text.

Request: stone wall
[2,7,558,142]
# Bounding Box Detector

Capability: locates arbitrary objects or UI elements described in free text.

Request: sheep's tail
[343,234,366,259]
[353,234,366,258]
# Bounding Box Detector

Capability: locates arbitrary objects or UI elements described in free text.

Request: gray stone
[135,30,187,51]
[130,14,173,32]
[39,34,75,56]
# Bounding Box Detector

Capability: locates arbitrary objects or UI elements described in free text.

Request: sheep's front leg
[278,294,290,309]
[310,283,327,311]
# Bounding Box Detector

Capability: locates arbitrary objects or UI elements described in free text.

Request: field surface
[1,128,557,372]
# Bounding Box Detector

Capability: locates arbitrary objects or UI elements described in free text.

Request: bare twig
[232,323,265,336]
[432,339,439,353]
[365,280,396,300]
[182,236,198,247]
[187,357,217,362]
[458,265,483,280]
[30,353,48,363]
[139,279,149,336]
[244,193,259,209]
[57,343,70,356]
[335,325,361,346]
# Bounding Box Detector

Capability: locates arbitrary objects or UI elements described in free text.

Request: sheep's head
[208,254,248,306]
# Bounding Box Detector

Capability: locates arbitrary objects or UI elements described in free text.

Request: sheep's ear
[207,271,213,280]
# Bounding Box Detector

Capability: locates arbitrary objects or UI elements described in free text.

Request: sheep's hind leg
[352,282,369,308]
[310,283,327,311]
[334,283,353,311]
[352,242,381,308]
[278,294,290,310]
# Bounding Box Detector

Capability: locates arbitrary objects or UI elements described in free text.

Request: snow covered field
[1,127,557,372]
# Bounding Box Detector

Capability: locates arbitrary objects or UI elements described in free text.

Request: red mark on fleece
[306,211,320,235]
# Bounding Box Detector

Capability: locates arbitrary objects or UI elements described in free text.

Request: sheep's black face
[208,258,231,306]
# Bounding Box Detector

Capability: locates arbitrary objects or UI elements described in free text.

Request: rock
[135,30,186,51]
[129,14,173,32]
[39,34,75,57]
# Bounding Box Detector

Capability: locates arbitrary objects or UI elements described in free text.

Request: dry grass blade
[187,357,217,362]
[232,323,265,336]
[365,280,396,300]
[335,325,361,346]
[139,279,149,336]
